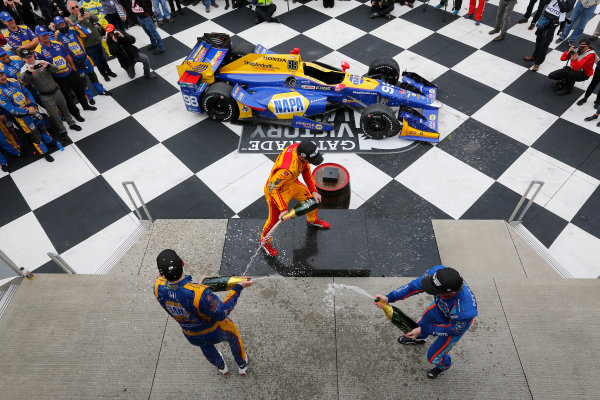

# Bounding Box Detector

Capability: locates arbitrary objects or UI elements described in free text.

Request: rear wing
[177,33,230,85]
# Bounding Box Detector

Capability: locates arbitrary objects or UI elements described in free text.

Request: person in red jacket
[260,141,330,257]
[549,39,598,95]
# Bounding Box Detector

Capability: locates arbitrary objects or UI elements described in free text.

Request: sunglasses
[71,5,79,9]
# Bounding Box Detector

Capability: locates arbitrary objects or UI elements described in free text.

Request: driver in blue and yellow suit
[0,11,39,51]
[374,265,478,379]
[0,48,23,79]
[51,16,109,102]
[260,140,330,257]
[0,71,56,162]
[155,249,253,376]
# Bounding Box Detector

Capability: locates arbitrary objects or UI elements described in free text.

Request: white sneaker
[238,355,249,375]
[217,351,229,376]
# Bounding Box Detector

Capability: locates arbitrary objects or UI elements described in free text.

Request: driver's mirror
[341,61,349,72]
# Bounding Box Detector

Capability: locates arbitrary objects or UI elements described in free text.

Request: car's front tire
[360,103,401,140]
[367,57,400,85]
[202,82,239,122]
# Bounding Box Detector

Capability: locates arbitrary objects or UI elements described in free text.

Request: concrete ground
[0,219,598,400]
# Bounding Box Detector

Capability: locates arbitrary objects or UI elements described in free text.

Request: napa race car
[176,33,442,143]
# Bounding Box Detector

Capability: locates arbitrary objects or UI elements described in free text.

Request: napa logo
[268,92,309,118]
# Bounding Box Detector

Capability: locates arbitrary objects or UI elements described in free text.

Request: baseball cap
[156,249,183,281]
[0,12,14,22]
[18,48,33,58]
[421,267,463,295]
[34,25,49,36]
[296,141,323,165]
[53,16,65,25]
[105,24,115,34]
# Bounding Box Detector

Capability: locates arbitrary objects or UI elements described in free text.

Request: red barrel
[312,163,351,209]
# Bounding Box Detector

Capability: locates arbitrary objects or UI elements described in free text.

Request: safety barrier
[0,250,24,278]
[122,181,153,222]
[508,180,545,223]
[47,253,77,274]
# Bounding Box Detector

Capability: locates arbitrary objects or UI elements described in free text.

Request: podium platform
[220,210,441,277]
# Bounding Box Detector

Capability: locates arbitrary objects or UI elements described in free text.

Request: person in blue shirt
[154,249,253,376]
[374,266,478,379]
[0,48,24,79]
[0,71,57,162]
[50,16,109,104]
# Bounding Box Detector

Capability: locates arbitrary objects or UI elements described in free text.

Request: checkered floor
[1,0,600,282]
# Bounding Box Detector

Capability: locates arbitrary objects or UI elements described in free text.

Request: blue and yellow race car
[177,33,442,143]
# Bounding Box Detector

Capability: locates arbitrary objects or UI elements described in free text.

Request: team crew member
[0,115,21,172]
[0,48,24,79]
[374,266,478,379]
[260,141,330,257]
[0,11,39,51]
[51,16,109,103]
[0,71,56,162]
[34,25,95,121]
[252,0,279,24]
[19,48,82,141]
[155,249,252,376]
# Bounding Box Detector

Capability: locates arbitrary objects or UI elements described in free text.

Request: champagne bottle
[281,198,319,221]
[375,298,418,334]
[202,276,248,292]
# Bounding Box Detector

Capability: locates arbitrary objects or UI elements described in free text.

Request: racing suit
[386,265,478,371]
[261,143,320,242]
[0,78,54,155]
[3,24,38,50]
[0,117,21,168]
[0,56,24,80]
[154,275,247,369]
[53,24,107,100]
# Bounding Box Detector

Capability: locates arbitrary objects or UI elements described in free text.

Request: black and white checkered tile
[1,0,599,282]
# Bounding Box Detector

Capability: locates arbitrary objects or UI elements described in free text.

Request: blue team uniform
[0,56,24,80]
[4,25,37,50]
[52,21,106,98]
[34,40,73,78]
[154,275,247,368]
[0,118,21,166]
[0,78,54,155]
[387,265,478,371]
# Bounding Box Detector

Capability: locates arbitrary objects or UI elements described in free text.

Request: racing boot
[307,219,330,229]
[427,367,445,379]
[238,355,249,376]
[1,163,8,172]
[261,240,278,257]
[217,351,229,376]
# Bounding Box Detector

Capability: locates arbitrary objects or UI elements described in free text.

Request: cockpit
[302,63,346,85]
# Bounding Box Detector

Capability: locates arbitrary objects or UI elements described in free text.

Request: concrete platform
[0,219,597,399]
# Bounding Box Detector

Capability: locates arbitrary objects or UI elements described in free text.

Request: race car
[177,33,442,143]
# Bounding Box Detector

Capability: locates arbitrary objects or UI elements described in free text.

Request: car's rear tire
[227,42,256,63]
[367,57,400,85]
[202,82,239,122]
[360,103,401,140]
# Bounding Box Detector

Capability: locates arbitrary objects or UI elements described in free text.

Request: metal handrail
[0,250,25,277]
[47,253,76,274]
[122,181,153,222]
[508,180,545,223]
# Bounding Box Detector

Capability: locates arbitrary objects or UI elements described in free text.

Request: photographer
[371,0,394,19]
[252,0,279,24]
[105,24,157,79]
[524,0,575,71]
[19,48,81,142]
[548,39,597,95]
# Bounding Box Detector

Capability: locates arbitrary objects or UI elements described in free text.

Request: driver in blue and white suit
[375,265,478,379]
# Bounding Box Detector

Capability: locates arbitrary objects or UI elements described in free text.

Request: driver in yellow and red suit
[260,140,330,257]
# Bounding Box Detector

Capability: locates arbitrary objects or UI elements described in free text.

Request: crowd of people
[2,0,600,171]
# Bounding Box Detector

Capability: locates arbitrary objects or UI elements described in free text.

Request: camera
[33,63,43,70]
[569,46,580,55]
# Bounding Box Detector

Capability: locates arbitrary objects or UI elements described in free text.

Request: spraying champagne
[374,298,418,334]
[202,276,250,292]
[280,198,319,221]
